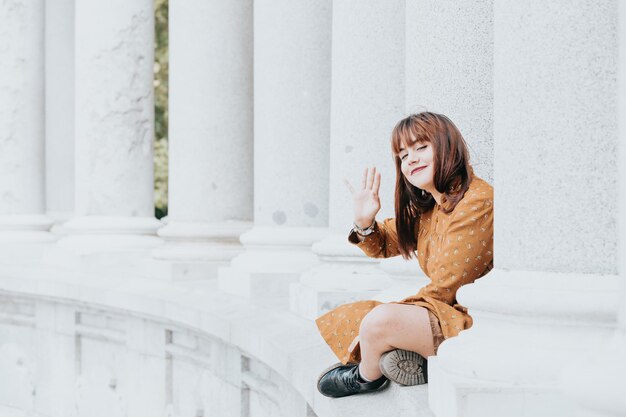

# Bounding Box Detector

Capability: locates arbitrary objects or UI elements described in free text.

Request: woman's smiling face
[398,140,435,191]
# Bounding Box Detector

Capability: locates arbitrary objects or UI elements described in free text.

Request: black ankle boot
[317,363,389,398]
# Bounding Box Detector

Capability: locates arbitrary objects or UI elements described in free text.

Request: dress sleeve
[347,217,402,258]
[416,193,494,305]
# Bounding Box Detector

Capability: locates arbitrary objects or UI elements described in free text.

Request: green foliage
[154,0,168,219]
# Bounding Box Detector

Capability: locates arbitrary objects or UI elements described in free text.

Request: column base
[44,216,162,270]
[46,211,74,236]
[560,325,626,417]
[289,233,393,320]
[139,220,251,281]
[0,214,56,262]
[377,257,429,302]
[140,258,228,282]
[217,226,328,303]
[289,278,390,321]
[428,355,575,417]
[219,268,297,307]
[428,268,619,417]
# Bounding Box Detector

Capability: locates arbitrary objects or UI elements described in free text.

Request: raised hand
[344,167,382,229]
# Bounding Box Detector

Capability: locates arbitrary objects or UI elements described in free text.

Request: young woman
[316,112,494,398]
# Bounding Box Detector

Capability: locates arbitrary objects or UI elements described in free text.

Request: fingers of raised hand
[366,166,376,190]
[372,172,381,195]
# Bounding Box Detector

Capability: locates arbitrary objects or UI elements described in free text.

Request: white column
[0,0,54,255]
[45,0,75,232]
[144,0,253,281]
[561,2,625,415]
[428,2,619,416]
[51,0,161,266]
[375,0,496,305]
[405,0,493,183]
[291,0,405,319]
[217,0,332,303]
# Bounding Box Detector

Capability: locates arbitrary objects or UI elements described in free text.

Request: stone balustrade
[0,264,432,417]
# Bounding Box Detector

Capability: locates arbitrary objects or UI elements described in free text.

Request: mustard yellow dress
[315,175,494,364]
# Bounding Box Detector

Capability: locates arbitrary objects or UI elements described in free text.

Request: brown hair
[390,112,473,259]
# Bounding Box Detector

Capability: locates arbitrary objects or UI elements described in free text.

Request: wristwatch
[352,220,376,236]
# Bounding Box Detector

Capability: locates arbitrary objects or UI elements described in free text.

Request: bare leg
[357,304,435,381]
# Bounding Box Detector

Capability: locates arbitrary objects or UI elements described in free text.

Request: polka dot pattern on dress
[316,175,494,365]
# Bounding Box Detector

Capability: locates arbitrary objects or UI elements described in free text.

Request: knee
[359,304,395,342]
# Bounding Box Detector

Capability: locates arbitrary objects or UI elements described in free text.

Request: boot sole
[379,349,427,386]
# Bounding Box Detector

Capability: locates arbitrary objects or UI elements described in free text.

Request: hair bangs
[391,117,431,158]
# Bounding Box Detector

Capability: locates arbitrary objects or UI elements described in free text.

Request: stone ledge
[0,263,434,417]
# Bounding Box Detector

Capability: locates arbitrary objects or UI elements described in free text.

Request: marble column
[217,0,332,302]
[0,0,55,257]
[428,2,619,416]
[375,0,496,306]
[51,0,161,267]
[45,0,75,232]
[405,0,494,183]
[144,0,253,281]
[291,0,405,319]
[562,1,625,415]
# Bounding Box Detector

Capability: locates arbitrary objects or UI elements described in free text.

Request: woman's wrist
[352,219,376,236]
[354,218,375,230]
